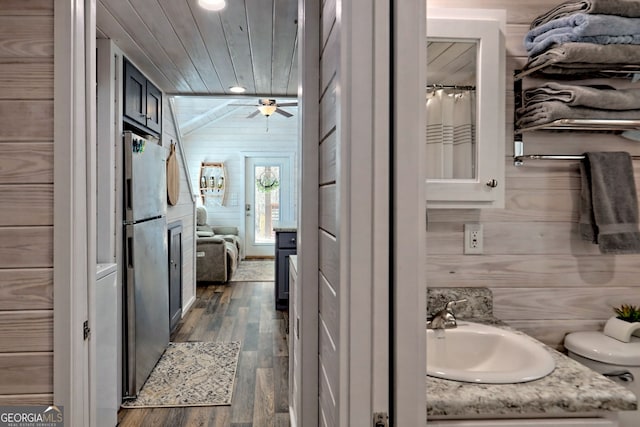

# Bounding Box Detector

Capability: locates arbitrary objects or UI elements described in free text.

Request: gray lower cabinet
[275,230,296,310]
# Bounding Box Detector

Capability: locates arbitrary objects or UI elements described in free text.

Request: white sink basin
[427,321,555,384]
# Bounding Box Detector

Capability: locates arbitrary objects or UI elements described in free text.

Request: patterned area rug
[121,341,240,408]
[230,260,275,282]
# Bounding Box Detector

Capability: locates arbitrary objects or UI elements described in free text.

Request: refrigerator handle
[127,236,134,268]
[123,227,137,397]
[126,178,133,211]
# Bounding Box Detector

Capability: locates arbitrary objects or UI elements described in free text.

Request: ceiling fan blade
[275,108,293,118]
[277,102,298,107]
[230,104,258,107]
[246,110,261,118]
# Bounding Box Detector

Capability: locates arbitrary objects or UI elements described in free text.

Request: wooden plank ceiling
[97,0,298,97]
[427,41,476,86]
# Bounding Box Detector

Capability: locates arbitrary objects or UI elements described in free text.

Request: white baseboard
[182,294,196,317]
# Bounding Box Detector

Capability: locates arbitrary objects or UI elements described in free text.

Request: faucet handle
[444,299,467,312]
[428,299,467,330]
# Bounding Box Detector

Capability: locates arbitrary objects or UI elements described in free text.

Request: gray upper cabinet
[124,58,162,135]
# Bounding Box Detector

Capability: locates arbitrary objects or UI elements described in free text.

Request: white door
[244,156,292,257]
[296,0,400,424]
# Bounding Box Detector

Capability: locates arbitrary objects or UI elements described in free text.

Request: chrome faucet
[427,299,467,329]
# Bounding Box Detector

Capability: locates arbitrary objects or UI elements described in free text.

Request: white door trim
[393,0,428,425]
[371,0,391,415]
[339,0,391,423]
[53,0,94,425]
[296,0,319,424]
[85,1,97,426]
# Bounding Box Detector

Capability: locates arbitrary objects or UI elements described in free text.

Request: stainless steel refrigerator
[122,131,169,399]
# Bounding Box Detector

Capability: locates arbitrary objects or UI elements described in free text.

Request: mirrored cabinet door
[425,9,506,209]
[426,41,477,180]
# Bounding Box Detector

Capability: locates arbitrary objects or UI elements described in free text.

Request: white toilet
[565,331,640,427]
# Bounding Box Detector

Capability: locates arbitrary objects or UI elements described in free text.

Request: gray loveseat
[196,207,241,283]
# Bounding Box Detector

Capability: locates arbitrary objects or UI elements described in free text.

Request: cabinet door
[277,248,296,302]
[124,60,147,128]
[146,81,162,134]
[168,224,182,333]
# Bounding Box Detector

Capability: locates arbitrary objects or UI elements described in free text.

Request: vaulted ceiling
[96,0,299,97]
[170,96,298,136]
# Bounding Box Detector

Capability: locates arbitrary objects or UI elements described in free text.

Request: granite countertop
[427,288,638,419]
[273,221,297,232]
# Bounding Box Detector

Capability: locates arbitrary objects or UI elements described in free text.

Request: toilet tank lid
[565,331,640,366]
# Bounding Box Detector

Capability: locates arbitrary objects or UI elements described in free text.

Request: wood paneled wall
[427,0,640,350]
[0,0,54,405]
[318,0,340,425]
[164,97,197,312]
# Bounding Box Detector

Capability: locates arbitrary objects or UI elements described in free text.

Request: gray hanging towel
[579,152,640,254]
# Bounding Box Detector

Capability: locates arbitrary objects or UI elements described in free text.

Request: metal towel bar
[512,69,640,166]
[514,140,640,165]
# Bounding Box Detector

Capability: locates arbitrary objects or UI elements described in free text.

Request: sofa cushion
[196,206,208,226]
[197,223,213,233]
[219,234,239,245]
[196,230,215,238]
[198,235,224,244]
[212,226,239,235]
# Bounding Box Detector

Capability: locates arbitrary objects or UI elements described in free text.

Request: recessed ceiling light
[198,0,226,11]
[229,86,246,94]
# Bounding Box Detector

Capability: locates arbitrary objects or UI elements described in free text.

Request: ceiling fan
[231,98,298,118]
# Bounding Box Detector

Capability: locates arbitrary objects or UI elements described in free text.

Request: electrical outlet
[464,223,483,254]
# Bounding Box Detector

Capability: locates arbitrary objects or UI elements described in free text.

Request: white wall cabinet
[425,9,506,209]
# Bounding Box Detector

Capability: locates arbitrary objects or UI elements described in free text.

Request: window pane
[254,165,280,244]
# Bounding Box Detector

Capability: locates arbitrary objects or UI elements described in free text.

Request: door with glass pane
[245,156,292,257]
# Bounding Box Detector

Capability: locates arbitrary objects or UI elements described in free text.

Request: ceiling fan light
[258,105,277,117]
[198,0,226,11]
[229,86,246,93]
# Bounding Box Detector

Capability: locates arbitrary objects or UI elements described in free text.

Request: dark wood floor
[117,281,290,427]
